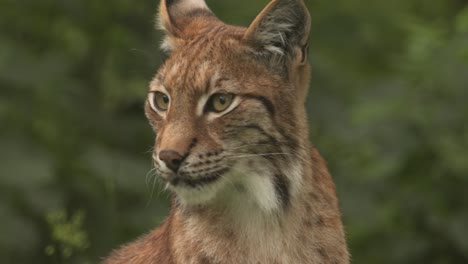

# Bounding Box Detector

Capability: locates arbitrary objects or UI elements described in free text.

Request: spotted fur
[104,0,349,263]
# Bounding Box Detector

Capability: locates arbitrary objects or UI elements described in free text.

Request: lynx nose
[159,150,183,172]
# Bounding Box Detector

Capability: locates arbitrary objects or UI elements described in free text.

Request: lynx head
[146,0,311,211]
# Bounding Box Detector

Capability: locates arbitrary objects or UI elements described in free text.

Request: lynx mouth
[167,168,229,188]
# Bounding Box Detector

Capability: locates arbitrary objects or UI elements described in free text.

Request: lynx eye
[151,92,170,111]
[207,93,234,113]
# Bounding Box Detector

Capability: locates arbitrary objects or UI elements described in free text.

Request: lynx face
[146,0,311,209]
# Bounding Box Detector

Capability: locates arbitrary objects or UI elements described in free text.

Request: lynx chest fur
[104,0,349,263]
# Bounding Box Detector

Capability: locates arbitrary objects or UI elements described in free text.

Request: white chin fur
[171,160,279,213]
[170,175,228,206]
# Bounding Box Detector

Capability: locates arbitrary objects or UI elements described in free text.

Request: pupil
[163,95,169,104]
[219,96,226,105]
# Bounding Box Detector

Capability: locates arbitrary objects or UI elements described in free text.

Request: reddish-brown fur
[104,0,349,263]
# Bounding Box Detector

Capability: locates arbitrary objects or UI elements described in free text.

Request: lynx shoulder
[104,0,349,263]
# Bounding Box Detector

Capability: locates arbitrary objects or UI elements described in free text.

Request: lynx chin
[104,0,349,263]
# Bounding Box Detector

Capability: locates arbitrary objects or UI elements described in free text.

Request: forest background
[1,0,468,263]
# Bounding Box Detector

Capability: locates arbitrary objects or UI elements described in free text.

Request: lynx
[104,0,349,263]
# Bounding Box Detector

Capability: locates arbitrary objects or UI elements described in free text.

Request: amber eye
[151,92,170,111]
[207,93,234,113]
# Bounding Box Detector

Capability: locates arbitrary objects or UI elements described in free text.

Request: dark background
[1,0,467,263]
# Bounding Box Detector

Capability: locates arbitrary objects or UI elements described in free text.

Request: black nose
[159,150,183,172]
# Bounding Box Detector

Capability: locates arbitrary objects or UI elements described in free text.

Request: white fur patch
[160,36,173,53]
[171,158,280,214]
[282,160,304,199]
[196,94,210,116]
[171,168,233,206]
[173,0,209,15]
[241,169,279,213]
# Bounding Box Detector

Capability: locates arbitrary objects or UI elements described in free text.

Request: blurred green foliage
[0,0,467,263]
[45,209,89,260]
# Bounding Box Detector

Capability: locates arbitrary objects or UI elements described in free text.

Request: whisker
[145,168,159,205]
[224,144,311,166]
[149,171,159,203]
[223,152,293,159]
[144,146,154,154]
[225,143,274,151]
[145,167,157,190]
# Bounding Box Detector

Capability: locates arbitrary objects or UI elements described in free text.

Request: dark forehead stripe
[240,93,275,116]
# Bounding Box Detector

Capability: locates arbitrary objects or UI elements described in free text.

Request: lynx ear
[158,0,218,52]
[243,0,311,66]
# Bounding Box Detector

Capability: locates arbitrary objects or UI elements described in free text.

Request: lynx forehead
[105,1,349,263]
